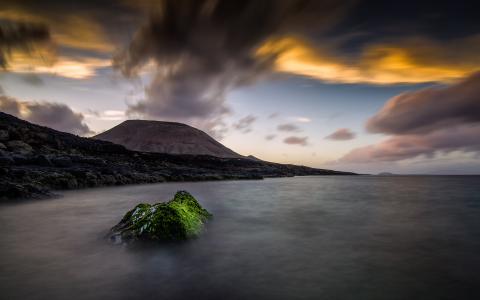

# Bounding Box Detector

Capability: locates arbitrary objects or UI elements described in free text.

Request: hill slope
[95,120,242,158]
[0,112,355,200]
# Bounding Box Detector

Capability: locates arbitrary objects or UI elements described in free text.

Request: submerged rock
[109,191,211,244]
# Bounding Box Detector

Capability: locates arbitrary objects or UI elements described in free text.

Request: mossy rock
[109,191,211,243]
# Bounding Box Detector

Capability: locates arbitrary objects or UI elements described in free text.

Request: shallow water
[1,176,480,300]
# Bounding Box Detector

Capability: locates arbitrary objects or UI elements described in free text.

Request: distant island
[0,112,355,200]
[377,172,397,176]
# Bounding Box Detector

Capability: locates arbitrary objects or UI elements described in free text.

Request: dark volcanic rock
[109,191,211,244]
[0,112,355,201]
[51,156,73,167]
[0,153,14,166]
[7,140,33,154]
[31,154,52,167]
[0,129,8,141]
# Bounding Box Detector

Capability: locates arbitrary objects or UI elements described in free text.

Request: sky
[0,0,479,174]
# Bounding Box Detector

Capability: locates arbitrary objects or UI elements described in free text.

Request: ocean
[1,176,479,300]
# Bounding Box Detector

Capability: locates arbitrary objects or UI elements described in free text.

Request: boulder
[109,191,211,244]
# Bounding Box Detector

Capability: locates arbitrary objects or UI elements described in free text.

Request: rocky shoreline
[0,112,355,201]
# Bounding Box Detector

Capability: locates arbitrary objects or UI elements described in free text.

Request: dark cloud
[265,134,276,141]
[114,0,350,128]
[367,72,480,135]
[277,123,301,132]
[233,115,257,133]
[0,21,51,68]
[325,128,355,141]
[284,136,308,146]
[340,72,480,163]
[0,96,92,136]
[328,0,480,53]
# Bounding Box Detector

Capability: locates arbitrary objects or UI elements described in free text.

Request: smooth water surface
[1,176,479,300]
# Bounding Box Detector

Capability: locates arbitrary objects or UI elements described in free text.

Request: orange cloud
[0,7,114,79]
[6,50,110,79]
[256,36,480,84]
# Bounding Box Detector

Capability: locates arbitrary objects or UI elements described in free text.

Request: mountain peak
[94,119,242,158]
[121,119,190,127]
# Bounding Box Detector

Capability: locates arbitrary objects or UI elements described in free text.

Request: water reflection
[1,176,479,299]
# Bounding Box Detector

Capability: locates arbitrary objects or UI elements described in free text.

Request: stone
[0,129,8,142]
[0,155,14,166]
[31,154,52,167]
[42,172,78,189]
[78,156,106,166]
[7,140,33,154]
[109,191,211,243]
[11,154,28,165]
[0,182,28,199]
[0,182,48,200]
[51,156,73,167]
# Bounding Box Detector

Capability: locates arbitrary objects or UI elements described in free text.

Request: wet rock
[0,182,47,200]
[41,172,78,189]
[101,174,116,185]
[0,182,28,199]
[0,142,6,150]
[109,191,211,244]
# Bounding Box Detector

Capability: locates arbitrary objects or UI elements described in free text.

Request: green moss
[110,191,211,243]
